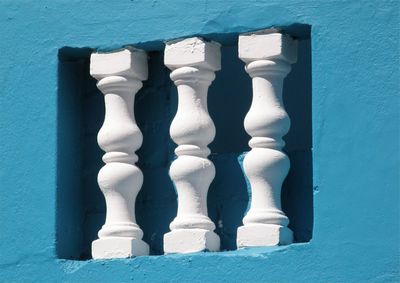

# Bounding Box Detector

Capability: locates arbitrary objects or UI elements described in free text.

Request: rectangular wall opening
[56,25,312,259]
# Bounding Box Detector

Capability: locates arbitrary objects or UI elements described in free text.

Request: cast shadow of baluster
[135,50,177,255]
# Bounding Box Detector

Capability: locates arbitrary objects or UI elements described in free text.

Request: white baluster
[90,47,149,259]
[163,37,221,254]
[237,32,297,247]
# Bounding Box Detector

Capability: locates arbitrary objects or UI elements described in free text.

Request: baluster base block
[237,224,293,248]
[164,229,220,254]
[92,237,149,259]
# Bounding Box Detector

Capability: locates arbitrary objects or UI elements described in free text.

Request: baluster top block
[164,37,221,71]
[90,47,148,81]
[239,32,297,64]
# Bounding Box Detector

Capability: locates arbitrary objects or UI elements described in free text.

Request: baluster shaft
[164,37,221,254]
[237,32,297,247]
[90,48,149,259]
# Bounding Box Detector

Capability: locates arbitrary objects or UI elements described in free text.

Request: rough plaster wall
[0,1,399,282]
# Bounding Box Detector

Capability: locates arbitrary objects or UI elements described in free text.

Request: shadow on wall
[56,51,87,260]
[56,28,312,259]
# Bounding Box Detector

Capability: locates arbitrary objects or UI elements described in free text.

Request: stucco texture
[0,0,399,282]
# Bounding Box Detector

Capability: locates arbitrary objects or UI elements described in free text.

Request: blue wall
[0,1,398,282]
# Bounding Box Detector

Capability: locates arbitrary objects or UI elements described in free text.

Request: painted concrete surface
[0,0,399,282]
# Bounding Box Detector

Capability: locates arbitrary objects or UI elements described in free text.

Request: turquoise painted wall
[0,1,399,282]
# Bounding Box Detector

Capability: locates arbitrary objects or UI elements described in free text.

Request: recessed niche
[56,26,312,259]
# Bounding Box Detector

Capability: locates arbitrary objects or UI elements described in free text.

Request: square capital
[239,32,297,64]
[164,37,221,71]
[90,47,148,81]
